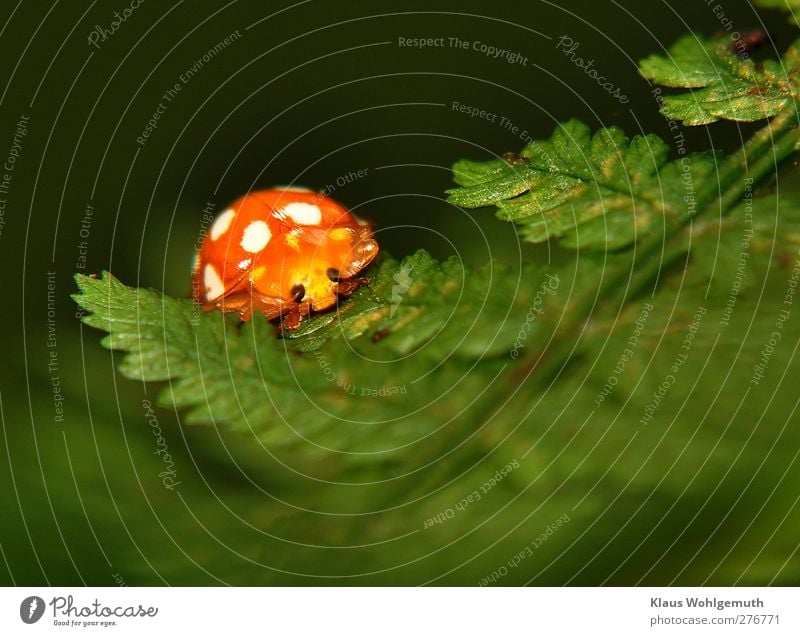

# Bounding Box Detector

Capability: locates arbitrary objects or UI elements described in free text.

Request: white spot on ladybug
[203,263,225,300]
[237,257,252,270]
[240,220,272,253]
[210,209,235,241]
[283,202,322,225]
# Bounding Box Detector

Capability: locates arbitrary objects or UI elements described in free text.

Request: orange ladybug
[192,187,378,329]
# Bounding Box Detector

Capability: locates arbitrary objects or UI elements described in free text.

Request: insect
[192,187,378,329]
[731,30,768,57]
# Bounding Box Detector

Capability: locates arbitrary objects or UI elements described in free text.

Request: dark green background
[1,0,798,585]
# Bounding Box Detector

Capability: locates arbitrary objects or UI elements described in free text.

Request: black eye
[290,284,305,301]
[327,268,341,281]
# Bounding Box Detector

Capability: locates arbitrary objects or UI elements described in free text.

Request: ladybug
[192,187,378,329]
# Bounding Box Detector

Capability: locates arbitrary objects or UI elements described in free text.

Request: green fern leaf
[447,119,719,249]
[639,34,800,124]
[73,251,569,453]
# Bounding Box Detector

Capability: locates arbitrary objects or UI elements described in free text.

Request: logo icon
[389,263,412,318]
[20,596,45,624]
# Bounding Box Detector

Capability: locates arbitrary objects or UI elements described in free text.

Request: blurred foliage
[756,0,800,22]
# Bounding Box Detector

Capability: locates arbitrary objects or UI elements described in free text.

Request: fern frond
[639,34,800,125]
[448,119,720,248]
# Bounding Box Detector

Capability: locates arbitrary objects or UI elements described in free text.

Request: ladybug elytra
[192,188,378,329]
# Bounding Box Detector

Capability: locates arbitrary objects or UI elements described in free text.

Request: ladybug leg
[280,309,303,330]
[335,277,367,297]
[275,284,309,331]
[279,301,312,331]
